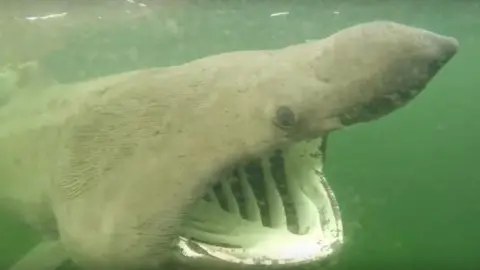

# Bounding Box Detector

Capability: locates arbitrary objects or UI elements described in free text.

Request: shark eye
[273,106,297,129]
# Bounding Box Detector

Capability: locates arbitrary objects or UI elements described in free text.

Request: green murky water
[1,0,479,269]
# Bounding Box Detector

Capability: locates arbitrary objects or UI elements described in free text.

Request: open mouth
[174,137,344,268]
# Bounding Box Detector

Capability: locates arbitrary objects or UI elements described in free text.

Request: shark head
[172,21,459,268]
[54,21,458,270]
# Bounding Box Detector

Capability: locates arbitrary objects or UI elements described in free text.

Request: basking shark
[0,21,458,270]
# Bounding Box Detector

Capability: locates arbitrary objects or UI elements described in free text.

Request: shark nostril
[427,60,443,74]
[397,89,413,100]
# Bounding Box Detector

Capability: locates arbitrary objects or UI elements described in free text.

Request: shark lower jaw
[174,137,344,268]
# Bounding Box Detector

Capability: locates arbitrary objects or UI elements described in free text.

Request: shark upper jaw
[172,136,344,269]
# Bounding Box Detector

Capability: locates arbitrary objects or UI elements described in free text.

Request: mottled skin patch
[0,21,457,269]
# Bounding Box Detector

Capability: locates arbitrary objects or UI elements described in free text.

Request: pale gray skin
[0,21,457,269]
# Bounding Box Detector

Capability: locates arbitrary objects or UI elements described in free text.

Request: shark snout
[332,23,459,126]
[438,35,459,57]
[409,33,459,95]
[426,34,458,73]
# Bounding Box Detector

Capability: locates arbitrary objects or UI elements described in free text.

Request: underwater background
[0,0,478,269]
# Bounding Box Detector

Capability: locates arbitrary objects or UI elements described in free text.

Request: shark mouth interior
[175,137,344,268]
